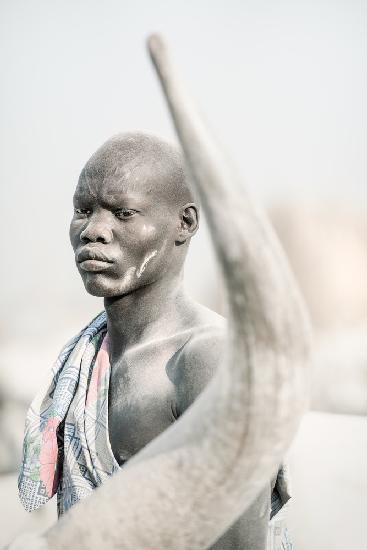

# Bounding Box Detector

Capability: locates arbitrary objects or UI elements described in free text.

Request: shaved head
[70,132,199,298]
[78,132,197,209]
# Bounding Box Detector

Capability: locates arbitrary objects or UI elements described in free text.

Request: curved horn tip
[147,33,167,58]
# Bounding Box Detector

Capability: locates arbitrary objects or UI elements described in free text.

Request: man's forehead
[75,161,172,203]
[75,133,194,207]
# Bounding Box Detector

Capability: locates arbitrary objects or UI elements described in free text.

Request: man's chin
[81,270,138,298]
[84,285,112,298]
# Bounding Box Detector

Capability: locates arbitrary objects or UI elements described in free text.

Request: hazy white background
[0,1,366,549]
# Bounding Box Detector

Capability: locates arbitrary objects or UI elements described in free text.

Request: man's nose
[80,215,113,244]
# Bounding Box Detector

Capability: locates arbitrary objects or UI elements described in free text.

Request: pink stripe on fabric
[86,334,110,407]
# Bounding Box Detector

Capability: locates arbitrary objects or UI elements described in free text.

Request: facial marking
[117,266,137,292]
[136,250,158,278]
[141,223,157,237]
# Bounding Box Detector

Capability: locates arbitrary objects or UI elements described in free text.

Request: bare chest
[107,341,183,465]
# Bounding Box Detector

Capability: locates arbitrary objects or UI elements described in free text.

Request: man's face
[69,173,180,298]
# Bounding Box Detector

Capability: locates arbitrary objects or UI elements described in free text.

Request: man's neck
[104,273,188,363]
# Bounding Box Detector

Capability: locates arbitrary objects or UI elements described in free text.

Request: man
[19,132,291,549]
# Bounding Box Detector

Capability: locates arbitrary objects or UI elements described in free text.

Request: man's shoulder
[184,300,227,336]
[184,323,227,365]
[173,303,227,415]
[182,301,227,369]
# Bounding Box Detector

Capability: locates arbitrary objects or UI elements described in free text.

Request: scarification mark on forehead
[79,164,165,205]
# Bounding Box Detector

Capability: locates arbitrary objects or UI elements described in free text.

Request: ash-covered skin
[68,132,270,549]
[70,133,197,298]
[69,132,225,462]
[136,250,158,278]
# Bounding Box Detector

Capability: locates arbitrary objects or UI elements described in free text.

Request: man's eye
[115,209,137,220]
[74,208,91,216]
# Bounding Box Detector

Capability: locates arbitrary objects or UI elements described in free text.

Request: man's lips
[78,259,113,272]
[76,247,114,272]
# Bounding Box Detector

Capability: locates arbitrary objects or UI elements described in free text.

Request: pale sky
[0,0,366,358]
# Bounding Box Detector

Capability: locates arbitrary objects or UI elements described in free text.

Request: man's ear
[176,203,199,243]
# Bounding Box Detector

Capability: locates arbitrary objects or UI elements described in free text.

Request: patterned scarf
[18,311,119,515]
